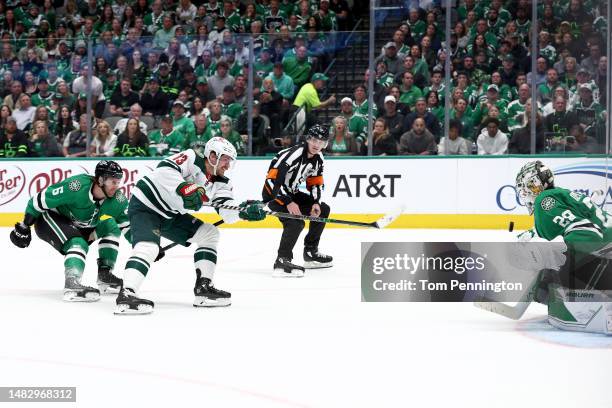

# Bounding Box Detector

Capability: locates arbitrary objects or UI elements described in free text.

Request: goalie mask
[515,161,554,214]
[195,137,237,176]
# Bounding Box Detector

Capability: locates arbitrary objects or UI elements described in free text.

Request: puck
[508,221,514,232]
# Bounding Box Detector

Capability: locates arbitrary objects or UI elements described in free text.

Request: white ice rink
[1,227,611,408]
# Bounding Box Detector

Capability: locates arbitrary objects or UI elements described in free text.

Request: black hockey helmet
[95,160,123,180]
[306,124,329,142]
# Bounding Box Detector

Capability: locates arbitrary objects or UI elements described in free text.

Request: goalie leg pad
[547,285,612,335]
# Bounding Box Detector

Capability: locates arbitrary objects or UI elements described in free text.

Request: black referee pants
[267,192,330,260]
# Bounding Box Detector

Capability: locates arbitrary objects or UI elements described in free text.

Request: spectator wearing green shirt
[537,68,563,104]
[398,71,423,107]
[153,14,177,49]
[254,48,275,79]
[30,78,54,108]
[291,72,336,131]
[282,46,312,89]
[218,117,246,155]
[148,115,185,157]
[183,114,213,150]
[171,101,196,140]
[220,86,244,120]
[206,101,225,135]
[267,62,295,103]
[353,85,377,117]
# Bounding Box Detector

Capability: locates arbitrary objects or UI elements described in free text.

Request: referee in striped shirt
[262,124,333,277]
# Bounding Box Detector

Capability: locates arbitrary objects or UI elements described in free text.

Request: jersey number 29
[553,210,576,228]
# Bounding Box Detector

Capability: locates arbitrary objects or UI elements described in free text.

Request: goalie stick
[474,218,539,319]
[473,277,538,320]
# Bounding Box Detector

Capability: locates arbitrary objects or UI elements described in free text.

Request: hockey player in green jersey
[10,161,129,301]
[514,160,612,335]
[516,160,612,247]
[114,137,266,315]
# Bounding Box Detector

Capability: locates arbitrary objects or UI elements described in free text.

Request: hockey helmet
[305,124,329,149]
[199,137,237,175]
[515,160,554,214]
[95,160,123,180]
[306,124,330,142]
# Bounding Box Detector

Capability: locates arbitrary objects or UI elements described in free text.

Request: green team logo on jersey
[116,192,127,203]
[541,196,556,211]
[69,180,81,192]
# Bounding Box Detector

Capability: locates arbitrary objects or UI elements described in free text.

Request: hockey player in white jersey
[114,137,266,314]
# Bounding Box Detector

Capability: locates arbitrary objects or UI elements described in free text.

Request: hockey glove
[10,222,31,248]
[517,228,537,242]
[238,200,267,221]
[176,182,208,211]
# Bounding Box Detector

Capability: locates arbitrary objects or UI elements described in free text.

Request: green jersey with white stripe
[131,149,241,224]
[534,188,612,247]
[25,174,130,231]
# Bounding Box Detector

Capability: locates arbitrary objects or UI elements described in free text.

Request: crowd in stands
[0,0,608,158]
[0,0,354,158]
[324,0,608,156]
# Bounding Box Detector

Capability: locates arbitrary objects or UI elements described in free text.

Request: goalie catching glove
[238,200,266,221]
[176,182,208,211]
[10,222,31,248]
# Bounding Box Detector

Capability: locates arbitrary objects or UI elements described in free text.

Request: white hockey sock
[194,247,217,280]
[123,268,145,293]
[122,242,158,293]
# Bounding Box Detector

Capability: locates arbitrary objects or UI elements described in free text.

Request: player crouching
[515,160,612,335]
[114,138,266,314]
[10,161,128,301]
[263,124,333,277]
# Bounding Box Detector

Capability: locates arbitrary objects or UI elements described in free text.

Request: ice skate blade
[63,291,100,302]
[193,296,232,307]
[114,303,154,315]
[303,261,333,269]
[97,283,120,294]
[272,268,305,278]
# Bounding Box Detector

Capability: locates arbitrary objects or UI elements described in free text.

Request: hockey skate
[114,287,154,315]
[97,259,123,294]
[63,276,100,302]
[273,257,305,277]
[303,248,333,269]
[193,270,231,307]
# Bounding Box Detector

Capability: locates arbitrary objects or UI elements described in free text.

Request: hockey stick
[202,202,405,229]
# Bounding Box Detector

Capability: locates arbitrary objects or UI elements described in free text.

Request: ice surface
[1,227,611,408]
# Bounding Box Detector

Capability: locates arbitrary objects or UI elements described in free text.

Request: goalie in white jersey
[115,137,266,314]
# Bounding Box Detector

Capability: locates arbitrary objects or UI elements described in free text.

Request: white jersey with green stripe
[132,149,240,223]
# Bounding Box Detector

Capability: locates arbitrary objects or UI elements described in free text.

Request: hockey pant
[33,211,121,278]
[266,191,330,260]
[122,197,220,292]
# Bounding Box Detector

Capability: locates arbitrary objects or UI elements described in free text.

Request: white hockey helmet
[199,137,237,175]
[515,160,554,214]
